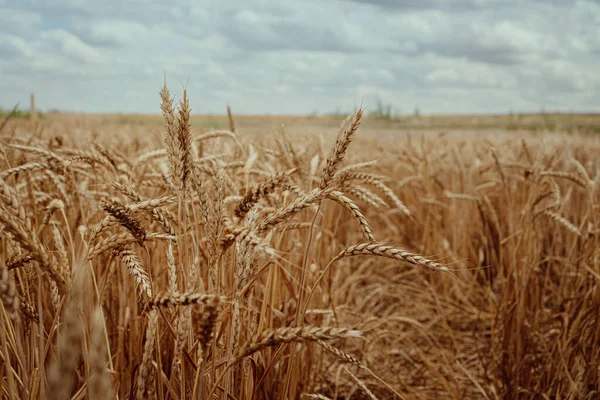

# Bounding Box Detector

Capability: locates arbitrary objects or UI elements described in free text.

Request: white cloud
[72,20,150,47]
[0,0,598,114]
[40,29,102,63]
[426,61,518,88]
[0,33,33,57]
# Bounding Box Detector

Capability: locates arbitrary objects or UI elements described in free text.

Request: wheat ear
[334,243,449,272]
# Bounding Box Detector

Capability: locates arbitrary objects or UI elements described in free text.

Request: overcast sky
[0,0,599,115]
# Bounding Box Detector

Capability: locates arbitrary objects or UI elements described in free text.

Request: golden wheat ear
[320,109,363,190]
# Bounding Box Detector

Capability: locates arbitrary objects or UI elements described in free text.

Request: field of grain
[0,86,599,399]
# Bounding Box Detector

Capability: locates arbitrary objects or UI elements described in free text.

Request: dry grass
[0,87,599,399]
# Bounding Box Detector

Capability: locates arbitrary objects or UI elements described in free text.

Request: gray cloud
[0,0,599,114]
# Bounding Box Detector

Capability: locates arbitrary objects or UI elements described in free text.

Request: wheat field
[0,85,599,399]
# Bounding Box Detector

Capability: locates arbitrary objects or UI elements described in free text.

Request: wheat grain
[0,267,19,322]
[136,309,158,400]
[328,191,375,242]
[235,326,361,363]
[235,168,297,219]
[113,247,153,298]
[320,109,363,190]
[147,292,224,309]
[334,243,448,272]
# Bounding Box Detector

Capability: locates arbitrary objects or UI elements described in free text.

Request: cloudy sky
[0,0,599,115]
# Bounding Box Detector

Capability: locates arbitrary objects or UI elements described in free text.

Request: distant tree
[370,97,393,120]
